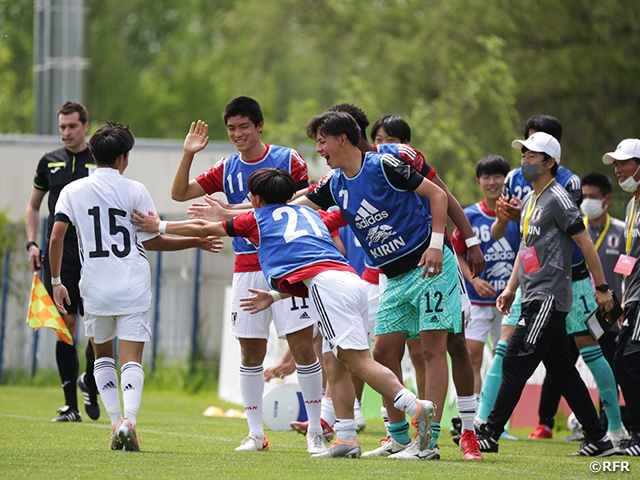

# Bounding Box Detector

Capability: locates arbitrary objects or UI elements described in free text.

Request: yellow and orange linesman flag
[26,273,73,345]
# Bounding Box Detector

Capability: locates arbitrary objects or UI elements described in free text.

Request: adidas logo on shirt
[103,381,117,390]
[355,199,388,229]
[517,319,526,326]
[300,312,311,319]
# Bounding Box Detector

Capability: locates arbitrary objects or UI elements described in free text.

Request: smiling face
[315,132,344,170]
[613,159,640,185]
[476,173,505,202]
[58,112,89,153]
[225,115,264,158]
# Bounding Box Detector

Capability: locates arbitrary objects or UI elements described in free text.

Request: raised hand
[183,120,209,155]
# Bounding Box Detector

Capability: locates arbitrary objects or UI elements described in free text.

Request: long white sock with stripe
[94,357,121,427]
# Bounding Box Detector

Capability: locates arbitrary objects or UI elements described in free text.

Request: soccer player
[49,122,222,451]
[475,131,616,457]
[602,139,640,455]
[297,110,482,461]
[451,155,519,398]
[170,96,325,453]
[328,106,481,460]
[25,101,99,422]
[132,167,436,459]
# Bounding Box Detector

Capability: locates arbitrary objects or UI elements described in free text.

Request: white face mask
[619,164,640,192]
[581,198,606,219]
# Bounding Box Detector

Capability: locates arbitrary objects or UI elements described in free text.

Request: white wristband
[51,276,61,286]
[158,220,168,235]
[429,232,444,250]
[465,236,480,248]
[269,290,282,302]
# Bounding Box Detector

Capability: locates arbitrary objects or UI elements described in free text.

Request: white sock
[121,361,144,428]
[381,406,390,437]
[94,357,121,427]
[457,395,477,433]
[240,365,265,438]
[334,418,358,443]
[321,396,335,426]
[393,388,419,418]
[296,361,323,436]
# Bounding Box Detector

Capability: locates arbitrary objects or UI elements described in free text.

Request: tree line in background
[1,0,639,207]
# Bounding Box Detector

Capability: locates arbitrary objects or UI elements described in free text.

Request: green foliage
[0,0,33,133]
[2,0,639,189]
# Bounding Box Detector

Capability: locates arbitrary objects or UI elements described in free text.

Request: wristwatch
[595,283,609,293]
[26,241,39,252]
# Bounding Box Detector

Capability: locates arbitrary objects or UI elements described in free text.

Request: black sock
[56,341,79,411]
[84,342,97,397]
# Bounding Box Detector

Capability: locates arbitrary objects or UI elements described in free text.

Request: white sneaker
[235,435,270,451]
[388,440,440,460]
[608,426,631,447]
[362,437,410,457]
[307,432,328,454]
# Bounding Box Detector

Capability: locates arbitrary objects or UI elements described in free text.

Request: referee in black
[25,101,99,422]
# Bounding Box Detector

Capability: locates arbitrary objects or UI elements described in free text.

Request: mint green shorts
[566,277,596,335]
[375,247,462,338]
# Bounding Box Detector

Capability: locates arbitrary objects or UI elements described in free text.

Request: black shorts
[43,237,84,316]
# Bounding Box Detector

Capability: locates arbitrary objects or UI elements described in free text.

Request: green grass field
[0,384,637,479]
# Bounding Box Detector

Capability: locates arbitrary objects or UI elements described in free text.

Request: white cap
[511,131,561,164]
[602,138,640,164]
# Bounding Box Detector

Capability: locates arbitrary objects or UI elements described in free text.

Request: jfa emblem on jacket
[608,234,620,249]
[532,206,544,222]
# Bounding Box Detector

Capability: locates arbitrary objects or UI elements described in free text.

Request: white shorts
[465,304,503,349]
[307,270,370,355]
[230,271,315,339]
[84,310,151,344]
[364,281,380,342]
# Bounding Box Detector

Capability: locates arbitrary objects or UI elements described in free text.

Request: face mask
[619,164,640,192]
[580,198,606,219]
[521,161,544,182]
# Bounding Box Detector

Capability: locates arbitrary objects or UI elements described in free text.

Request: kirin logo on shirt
[365,224,396,246]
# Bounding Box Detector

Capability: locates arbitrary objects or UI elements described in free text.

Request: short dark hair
[371,115,411,143]
[475,154,510,178]
[247,168,296,204]
[223,96,264,127]
[58,101,88,125]
[306,111,361,146]
[523,114,563,142]
[327,103,369,141]
[581,172,612,196]
[89,121,135,166]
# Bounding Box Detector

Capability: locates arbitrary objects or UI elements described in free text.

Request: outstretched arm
[171,120,209,201]
[131,210,228,238]
[142,234,224,253]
